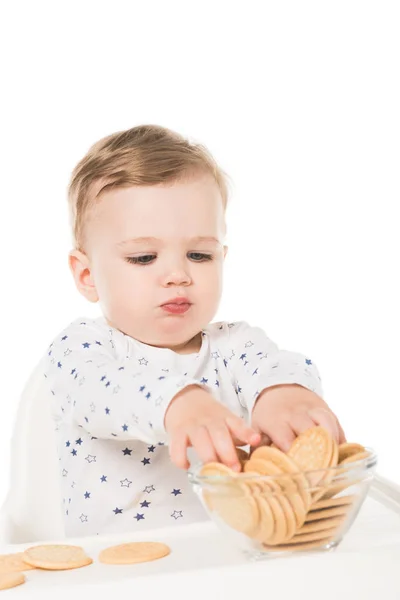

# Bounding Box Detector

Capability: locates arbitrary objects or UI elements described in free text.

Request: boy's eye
[126,255,156,265]
[188,252,213,261]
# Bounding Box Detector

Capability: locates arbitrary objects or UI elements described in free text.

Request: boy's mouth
[161,297,192,315]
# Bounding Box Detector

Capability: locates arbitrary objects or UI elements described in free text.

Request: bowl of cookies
[188,426,377,559]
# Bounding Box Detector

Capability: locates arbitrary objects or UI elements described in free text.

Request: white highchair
[0,357,65,544]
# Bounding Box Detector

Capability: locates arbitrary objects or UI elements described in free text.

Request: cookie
[311,494,356,511]
[297,516,344,535]
[340,451,370,465]
[201,462,260,535]
[0,553,35,573]
[311,436,339,502]
[338,443,366,463]
[22,545,93,571]
[288,427,333,487]
[305,505,351,523]
[99,542,171,565]
[289,526,337,544]
[250,445,310,524]
[263,538,336,552]
[0,572,25,590]
[316,480,354,501]
[199,462,238,511]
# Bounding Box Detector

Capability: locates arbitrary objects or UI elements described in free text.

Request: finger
[169,429,190,470]
[307,407,340,443]
[250,432,272,454]
[188,426,219,466]
[337,419,347,444]
[207,422,242,471]
[225,415,261,447]
[288,412,317,436]
[266,421,297,453]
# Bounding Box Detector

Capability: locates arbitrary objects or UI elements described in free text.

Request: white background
[0,0,398,510]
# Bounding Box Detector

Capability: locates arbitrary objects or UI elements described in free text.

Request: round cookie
[311,494,356,511]
[201,463,260,536]
[0,552,36,573]
[311,436,339,502]
[250,446,310,525]
[263,538,337,552]
[340,451,370,465]
[297,516,344,535]
[23,545,93,571]
[0,572,25,591]
[338,443,366,463]
[316,480,354,501]
[288,427,333,488]
[99,542,171,565]
[243,463,290,545]
[289,526,338,544]
[199,462,238,512]
[305,505,351,523]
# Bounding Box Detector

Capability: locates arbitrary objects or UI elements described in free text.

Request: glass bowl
[188,448,377,560]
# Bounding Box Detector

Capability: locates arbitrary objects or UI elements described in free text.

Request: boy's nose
[162,269,192,287]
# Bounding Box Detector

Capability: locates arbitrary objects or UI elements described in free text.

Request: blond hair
[67,124,231,251]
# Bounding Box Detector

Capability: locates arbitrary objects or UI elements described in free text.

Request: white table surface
[1,492,400,599]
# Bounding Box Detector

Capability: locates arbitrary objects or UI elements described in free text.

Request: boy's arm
[223,321,324,415]
[44,319,207,444]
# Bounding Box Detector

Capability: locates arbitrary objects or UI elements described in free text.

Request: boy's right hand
[164,385,261,471]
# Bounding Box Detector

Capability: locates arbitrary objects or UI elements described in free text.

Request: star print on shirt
[71,449,77,456]
[142,458,151,466]
[148,445,156,453]
[75,438,83,445]
[79,514,88,522]
[65,441,70,447]
[143,485,155,494]
[123,448,132,456]
[122,424,128,431]
[135,513,145,521]
[100,475,107,482]
[306,358,312,365]
[82,342,90,349]
[85,455,96,463]
[171,489,182,496]
[120,478,132,487]
[84,491,90,499]
[138,358,148,366]
[113,507,123,515]
[171,510,183,520]
[140,500,151,508]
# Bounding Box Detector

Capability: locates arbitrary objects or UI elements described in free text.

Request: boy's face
[69,172,227,353]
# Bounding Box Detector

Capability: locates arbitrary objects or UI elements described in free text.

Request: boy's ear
[68,249,99,303]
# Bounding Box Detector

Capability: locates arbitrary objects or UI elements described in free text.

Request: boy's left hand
[251,384,346,453]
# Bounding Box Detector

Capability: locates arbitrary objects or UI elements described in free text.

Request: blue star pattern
[44,316,323,537]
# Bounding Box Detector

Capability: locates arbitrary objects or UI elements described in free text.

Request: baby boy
[44,124,345,537]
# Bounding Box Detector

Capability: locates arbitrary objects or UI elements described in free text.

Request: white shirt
[43,316,323,537]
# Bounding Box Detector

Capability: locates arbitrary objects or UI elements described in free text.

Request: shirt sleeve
[222,321,324,415]
[43,318,205,444]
